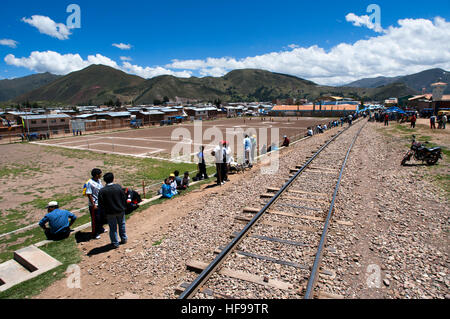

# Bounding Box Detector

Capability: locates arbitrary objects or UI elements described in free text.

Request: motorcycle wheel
[401,152,412,166]
[426,155,439,166]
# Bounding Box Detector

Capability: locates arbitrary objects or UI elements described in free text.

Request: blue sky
[1,0,450,84]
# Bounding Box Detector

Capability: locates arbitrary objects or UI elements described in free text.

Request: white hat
[47,201,59,208]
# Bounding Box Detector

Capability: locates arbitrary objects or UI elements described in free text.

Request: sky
[1,0,450,85]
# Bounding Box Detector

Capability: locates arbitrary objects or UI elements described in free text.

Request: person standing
[348,114,353,126]
[244,135,252,168]
[85,168,106,240]
[98,173,128,249]
[250,135,257,165]
[39,201,77,241]
[411,114,417,129]
[212,142,224,185]
[223,141,231,183]
[384,114,389,126]
[197,146,208,180]
[442,114,447,129]
[430,115,436,129]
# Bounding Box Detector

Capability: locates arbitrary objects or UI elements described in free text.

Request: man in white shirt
[244,135,252,168]
[212,141,225,185]
[250,135,257,165]
[85,168,106,239]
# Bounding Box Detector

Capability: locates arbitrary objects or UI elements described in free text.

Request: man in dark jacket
[98,173,128,248]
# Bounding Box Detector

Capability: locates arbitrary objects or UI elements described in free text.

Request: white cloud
[166,17,450,85]
[112,43,132,50]
[345,13,385,33]
[4,50,192,79]
[0,39,18,48]
[120,56,133,61]
[22,15,71,40]
[4,51,120,75]
[121,62,192,78]
[5,18,450,86]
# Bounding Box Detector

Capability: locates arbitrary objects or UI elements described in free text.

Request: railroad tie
[186,260,294,291]
[242,207,353,227]
[234,216,320,233]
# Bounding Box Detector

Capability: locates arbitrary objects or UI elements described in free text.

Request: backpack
[124,188,142,215]
[82,179,91,197]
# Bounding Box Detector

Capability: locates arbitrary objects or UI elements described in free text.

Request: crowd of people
[36,113,359,247]
[369,108,447,130]
[159,171,190,198]
[429,114,447,130]
[39,169,142,249]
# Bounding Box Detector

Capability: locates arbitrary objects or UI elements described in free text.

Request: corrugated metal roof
[139,111,165,115]
[20,114,71,120]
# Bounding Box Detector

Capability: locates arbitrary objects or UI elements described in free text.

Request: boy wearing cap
[39,202,77,241]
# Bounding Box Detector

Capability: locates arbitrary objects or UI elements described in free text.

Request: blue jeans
[106,213,127,247]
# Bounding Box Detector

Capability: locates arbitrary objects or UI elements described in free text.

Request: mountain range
[0,73,61,102]
[0,66,447,106]
[343,68,450,93]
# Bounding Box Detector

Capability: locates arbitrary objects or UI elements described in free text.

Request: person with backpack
[84,168,106,240]
[123,188,142,215]
[98,173,128,249]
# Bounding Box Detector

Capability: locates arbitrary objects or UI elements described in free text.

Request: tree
[115,99,122,107]
[154,99,162,106]
[163,96,170,104]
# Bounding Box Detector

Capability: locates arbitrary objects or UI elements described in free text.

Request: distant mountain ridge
[12,66,421,105]
[6,66,447,105]
[344,68,450,94]
[0,73,61,102]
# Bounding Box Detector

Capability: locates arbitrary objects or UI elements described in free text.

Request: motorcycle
[401,135,442,166]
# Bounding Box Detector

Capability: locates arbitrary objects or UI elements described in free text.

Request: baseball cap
[170,174,175,177]
[47,201,59,208]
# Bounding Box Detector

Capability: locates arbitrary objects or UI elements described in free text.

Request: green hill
[11,66,424,105]
[15,65,146,105]
[0,73,61,102]
[344,68,450,94]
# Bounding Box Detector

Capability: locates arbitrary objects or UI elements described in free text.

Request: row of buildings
[1,83,448,136]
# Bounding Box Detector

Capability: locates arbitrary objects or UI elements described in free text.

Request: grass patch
[0,174,215,298]
[21,193,79,210]
[152,238,164,246]
[0,165,41,179]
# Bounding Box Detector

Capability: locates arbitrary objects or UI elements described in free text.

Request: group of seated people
[307,120,340,136]
[159,171,190,199]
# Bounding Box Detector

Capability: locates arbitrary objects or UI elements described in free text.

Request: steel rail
[179,122,358,299]
[304,121,367,299]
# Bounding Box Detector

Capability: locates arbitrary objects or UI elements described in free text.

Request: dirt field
[33,117,337,161]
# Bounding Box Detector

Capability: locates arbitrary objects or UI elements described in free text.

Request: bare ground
[35,120,449,299]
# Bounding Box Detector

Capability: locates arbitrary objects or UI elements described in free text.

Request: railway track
[176,119,367,299]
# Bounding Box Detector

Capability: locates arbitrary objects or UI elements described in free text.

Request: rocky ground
[319,121,449,299]
[35,120,448,299]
